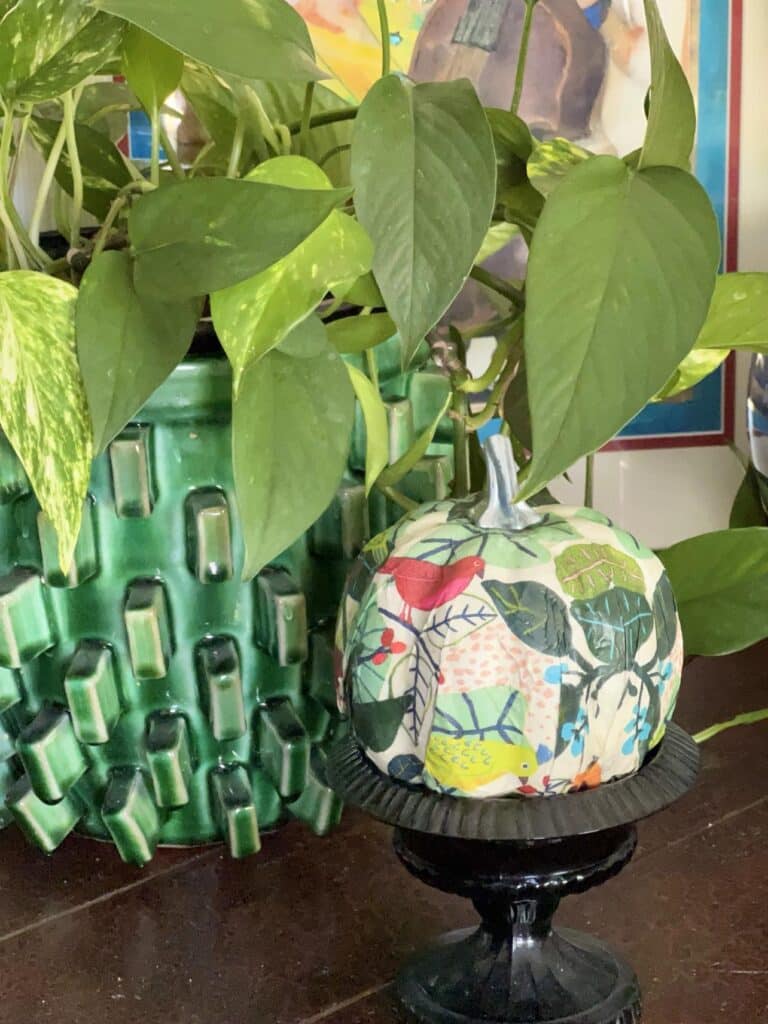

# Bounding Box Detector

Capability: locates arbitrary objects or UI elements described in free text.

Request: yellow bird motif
[425,735,539,793]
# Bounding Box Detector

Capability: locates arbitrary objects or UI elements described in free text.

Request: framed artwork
[125,0,743,449]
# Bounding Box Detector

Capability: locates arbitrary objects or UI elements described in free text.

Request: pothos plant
[0,0,768,710]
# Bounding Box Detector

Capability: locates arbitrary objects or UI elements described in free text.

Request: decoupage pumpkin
[336,435,683,798]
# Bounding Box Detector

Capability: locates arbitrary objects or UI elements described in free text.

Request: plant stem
[92,195,127,258]
[149,104,161,187]
[8,111,30,191]
[511,0,539,115]
[0,105,22,268]
[299,82,315,156]
[584,452,595,508]
[452,389,471,497]
[458,321,522,393]
[227,115,245,178]
[470,264,525,309]
[319,142,351,168]
[288,106,358,136]
[376,0,391,77]
[377,483,418,513]
[694,707,768,744]
[158,122,184,178]
[29,117,68,245]
[62,91,84,246]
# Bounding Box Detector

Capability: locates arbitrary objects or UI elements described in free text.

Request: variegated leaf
[0,2,120,103]
[210,156,371,384]
[0,272,92,570]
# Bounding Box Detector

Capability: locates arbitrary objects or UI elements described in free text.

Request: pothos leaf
[519,157,720,500]
[29,116,133,220]
[696,272,768,352]
[210,156,371,382]
[129,177,352,300]
[233,338,355,578]
[654,346,730,401]
[352,75,496,366]
[94,0,325,83]
[122,24,183,113]
[0,272,92,570]
[0,2,120,103]
[657,528,768,656]
[76,251,200,452]
[639,0,696,170]
[326,313,395,355]
[730,464,767,529]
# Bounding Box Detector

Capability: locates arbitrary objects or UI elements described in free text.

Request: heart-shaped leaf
[94,0,324,83]
[519,156,720,500]
[657,528,768,655]
[639,0,696,170]
[29,116,133,219]
[122,24,183,113]
[0,272,91,570]
[730,465,766,529]
[326,313,395,354]
[210,156,371,380]
[233,338,354,577]
[346,364,388,495]
[76,251,200,452]
[129,177,352,300]
[352,75,496,365]
[0,3,121,103]
[654,346,730,401]
[528,137,590,198]
[696,272,768,351]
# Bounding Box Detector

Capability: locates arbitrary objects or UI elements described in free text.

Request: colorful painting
[337,496,683,798]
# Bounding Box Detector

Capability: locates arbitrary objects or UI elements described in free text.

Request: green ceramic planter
[0,338,452,864]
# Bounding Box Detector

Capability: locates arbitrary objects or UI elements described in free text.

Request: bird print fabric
[336,499,683,799]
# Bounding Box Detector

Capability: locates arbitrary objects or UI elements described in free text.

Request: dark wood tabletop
[0,643,766,1024]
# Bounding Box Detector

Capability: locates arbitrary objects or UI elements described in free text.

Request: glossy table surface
[0,644,766,1024]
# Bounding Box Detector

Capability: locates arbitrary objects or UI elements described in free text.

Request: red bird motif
[379,556,486,623]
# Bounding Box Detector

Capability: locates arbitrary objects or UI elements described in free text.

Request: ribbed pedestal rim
[328,723,699,841]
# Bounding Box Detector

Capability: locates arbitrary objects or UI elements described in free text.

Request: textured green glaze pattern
[0,340,452,863]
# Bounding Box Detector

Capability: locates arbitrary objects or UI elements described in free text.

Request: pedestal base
[393,825,641,1024]
[328,727,700,1024]
[398,926,641,1024]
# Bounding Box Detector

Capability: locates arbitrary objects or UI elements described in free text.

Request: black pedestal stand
[329,724,699,1024]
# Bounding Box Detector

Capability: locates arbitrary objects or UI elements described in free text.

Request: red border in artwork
[604,0,743,453]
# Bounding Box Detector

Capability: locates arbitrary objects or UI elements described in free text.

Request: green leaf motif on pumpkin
[570,588,653,669]
[352,696,411,754]
[651,573,678,663]
[555,543,645,600]
[0,272,92,571]
[481,579,572,657]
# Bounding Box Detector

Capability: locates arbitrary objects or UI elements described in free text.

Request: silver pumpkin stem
[473,434,542,531]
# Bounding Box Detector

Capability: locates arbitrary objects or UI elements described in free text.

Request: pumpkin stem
[474,434,542,531]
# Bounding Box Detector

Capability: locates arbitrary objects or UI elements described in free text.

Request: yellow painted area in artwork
[294,0,431,101]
